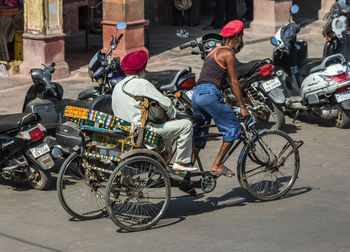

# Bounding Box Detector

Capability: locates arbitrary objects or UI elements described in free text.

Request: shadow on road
[0,232,63,252]
[112,185,312,233]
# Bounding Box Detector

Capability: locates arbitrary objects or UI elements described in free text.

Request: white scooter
[271,4,350,128]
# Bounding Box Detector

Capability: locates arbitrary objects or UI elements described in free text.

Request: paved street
[0,21,350,252]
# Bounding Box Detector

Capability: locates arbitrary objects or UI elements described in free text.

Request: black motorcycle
[0,113,54,189]
[179,33,285,129]
[323,0,350,60]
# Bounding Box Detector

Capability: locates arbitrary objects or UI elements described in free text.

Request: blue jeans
[192,83,241,148]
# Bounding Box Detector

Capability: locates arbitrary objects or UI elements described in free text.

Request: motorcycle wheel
[335,108,350,128]
[27,159,52,190]
[251,101,285,130]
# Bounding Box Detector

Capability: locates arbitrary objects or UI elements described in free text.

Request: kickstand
[292,110,301,124]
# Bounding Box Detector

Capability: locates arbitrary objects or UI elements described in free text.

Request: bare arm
[218,49,249,117]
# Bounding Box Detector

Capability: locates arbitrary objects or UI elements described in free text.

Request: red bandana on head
[221,20,244,38]
[121,50,149,74]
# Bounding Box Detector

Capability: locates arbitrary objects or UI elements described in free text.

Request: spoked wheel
[238,130,300,201]
[57,152,107,220]
[106,156,171,232]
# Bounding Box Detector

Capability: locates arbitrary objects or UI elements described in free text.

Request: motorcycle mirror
[50,62,56,67]
[290,4,299,14]
[270,37,279,46]
[116,21,127,30]
[176,28,190,38]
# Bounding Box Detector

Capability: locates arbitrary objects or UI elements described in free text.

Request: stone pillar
[318,0,334,20]
[250,0,292,35]
[101,0,148,59]
[20,0,69,79]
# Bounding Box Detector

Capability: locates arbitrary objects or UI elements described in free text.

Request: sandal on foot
[211,167,235,177]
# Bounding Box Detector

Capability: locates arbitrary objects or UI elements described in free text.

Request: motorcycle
[0,112,54,189]
[323,0,350,60]
[79,21,128,100]
[270,4,350,128]
[178,33,285,129]
[22,22,128,158]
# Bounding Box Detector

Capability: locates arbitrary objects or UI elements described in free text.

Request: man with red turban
[191,20,249,176]
[112,50,198,172]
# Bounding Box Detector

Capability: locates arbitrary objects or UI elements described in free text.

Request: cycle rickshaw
[57,105,303,232]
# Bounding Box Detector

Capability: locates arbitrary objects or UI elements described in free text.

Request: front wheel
[335,108,350,128]
[238,130,300,201]
[106,156,171,232]
[57,152,106,220]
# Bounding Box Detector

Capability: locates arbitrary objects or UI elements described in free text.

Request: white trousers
[147,119,193,164]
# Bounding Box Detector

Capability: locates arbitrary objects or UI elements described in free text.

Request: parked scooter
[271,4,350,128]
[0,113,54,189]
[323,0,350,60]
[179,33,285,129]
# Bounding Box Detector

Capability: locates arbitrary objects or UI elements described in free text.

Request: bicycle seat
[0,113,39,134]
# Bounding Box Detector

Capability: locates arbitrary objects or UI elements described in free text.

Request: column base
[20,33,70,79]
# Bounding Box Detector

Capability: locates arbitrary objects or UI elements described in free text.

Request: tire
[57,152,106,220]
[335,108,350,128]
[106,156,171,232]
[27,158,52,190]
[238,130,300,201]
[268,103,285,130]
[249,101,285,130]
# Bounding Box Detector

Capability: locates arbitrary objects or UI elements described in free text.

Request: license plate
[262,77,281,92]
[30,143,50,159]
[185,90,194,100]
[335,89,350,103]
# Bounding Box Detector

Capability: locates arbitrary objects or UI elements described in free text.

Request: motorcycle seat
[144,69,180,90]
[300,58,324,77]
[145,66,192,91]
[90,94,113,115]
[0,113,39,134]
[236,59,271,80]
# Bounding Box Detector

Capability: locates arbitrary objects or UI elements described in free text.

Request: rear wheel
[335,108,350,128]
[27,158,52,190]
[238,130,299,201]
[106,156,171,232]
[250,101,285,130]
[57,152,107,220]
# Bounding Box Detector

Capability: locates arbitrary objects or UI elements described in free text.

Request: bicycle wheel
[106,156,171,232]
[57,152,106,220]
[238,130,300,201]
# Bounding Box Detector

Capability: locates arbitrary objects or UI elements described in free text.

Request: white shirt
[111,75,176,125]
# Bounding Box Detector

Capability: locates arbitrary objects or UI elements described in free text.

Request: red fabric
[221,20,244,38]
[121,50,148,74]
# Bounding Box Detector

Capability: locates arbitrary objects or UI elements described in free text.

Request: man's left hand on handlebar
[241,106,250,118]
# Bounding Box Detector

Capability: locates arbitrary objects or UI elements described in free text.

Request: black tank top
[196,46,229,89]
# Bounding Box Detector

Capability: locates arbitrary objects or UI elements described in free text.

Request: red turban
[121,50,148,74]
[221,20,244,38]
